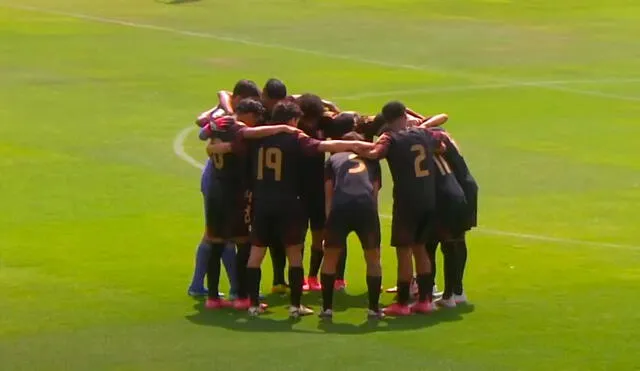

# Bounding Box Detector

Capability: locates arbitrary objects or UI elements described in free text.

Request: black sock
[269,244,286,286]
[309,248,323,277]
[425,239,438,287]
[288,266,304,307]
[397,281,410,305]
[441,241,457,298]
[416,273,434,302]
[336,248,347,280]
[246,267,261,306]
[366,275,382,311]
[320,273,336,310]
[206,243,225,299]
[455,238,468,295]
[235,243,251,299]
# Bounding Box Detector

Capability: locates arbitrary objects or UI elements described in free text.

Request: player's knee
[247,246,266,267]
[285,245,303,266]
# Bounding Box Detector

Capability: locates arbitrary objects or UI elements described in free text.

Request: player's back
[250,132,305,207]
[384,127,439,209]
[211,120,251,191]
[327,152,380,208]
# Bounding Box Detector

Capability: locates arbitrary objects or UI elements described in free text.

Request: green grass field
[1,0,640,370]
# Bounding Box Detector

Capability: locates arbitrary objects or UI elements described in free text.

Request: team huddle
[186,78,478,319]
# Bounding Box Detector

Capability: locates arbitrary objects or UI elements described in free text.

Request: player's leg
[232,242,252,309]
[269,243,288,293]
[335,248,347,291]
[246,245,268,315]
[221,243,238,298]
[318,208,346,318]
[188,235,212,297]
[206,240,232,309]
[357,209,383,318]
[410,211,437,313]
[425,235,440,299]
[284,203,313,317]
[306,195,326,291]
[454,232,468,303]
[245,206,273,315]
[438,235,458,308]
[306,229,324,291]
[319,246,340,318]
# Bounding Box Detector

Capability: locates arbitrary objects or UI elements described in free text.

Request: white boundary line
[175,126,640,251]
[5,3,637,251]
[4,3,640,102]
[334,79,640,100]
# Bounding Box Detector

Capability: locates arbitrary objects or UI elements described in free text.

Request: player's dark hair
[297,93,325,119]
[271,101,302,123]
[329,112,357,139]
[232,79,261,98]
[263,78,287,100]
[341,131,364,141]
[381,101,406,123]
[235,98,266,116]
[355,114,385,142]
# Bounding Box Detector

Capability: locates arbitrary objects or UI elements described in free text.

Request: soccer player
[213,101,371,317]
[358,101,446,316]
[320,131,384,319]
[427,128,478,307]
[203,100,303,309]
[296,94,334,291]
[196,79,261,128]
[187,80,260,297]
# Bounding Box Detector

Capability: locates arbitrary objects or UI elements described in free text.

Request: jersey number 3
[348,154,366,174]
[257,147,283,181]
[410,144,430,177]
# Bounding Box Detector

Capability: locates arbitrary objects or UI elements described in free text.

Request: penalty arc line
[3,3,640,102]
[173,126,640,251]
[13,2,635,250]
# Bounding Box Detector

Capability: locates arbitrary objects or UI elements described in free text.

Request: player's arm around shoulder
[356,133,392,159]
[240,124,302,139]
[420,113,448,129]
[324,156,335,219]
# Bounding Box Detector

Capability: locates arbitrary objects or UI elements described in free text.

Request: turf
[1,0,639,370]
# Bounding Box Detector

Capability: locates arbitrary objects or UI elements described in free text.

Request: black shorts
[324,203,380,250]
[302,189,325,231]
[390,202,435,247]
[251,198,307,247]
[205,189,251,241]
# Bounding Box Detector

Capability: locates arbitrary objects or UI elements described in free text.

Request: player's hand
[353,141,374,152]
[283,126,303,134]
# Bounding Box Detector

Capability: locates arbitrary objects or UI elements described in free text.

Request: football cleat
[385,286,398,293]
[383,303,412,316]
[453,292,468,304]
[410,300,435,314]
[205,298,233,310]
[306,277,322,291]
[233,298,251,310]
[248,305,266,317]
[334,279,347,291]
[289,305,314,318]
[318,308,333,319]
[435,297,456,308]
[367,309,385,320]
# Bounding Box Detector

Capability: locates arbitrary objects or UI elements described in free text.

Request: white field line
[6,3,637,250]
[335,78,640,100]
[174,126,640,251]
[4,3,640,102]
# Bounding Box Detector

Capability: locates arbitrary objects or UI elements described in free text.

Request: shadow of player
[185,296,475,335]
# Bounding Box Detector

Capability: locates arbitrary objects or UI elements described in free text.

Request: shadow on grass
[185,292,475,335]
